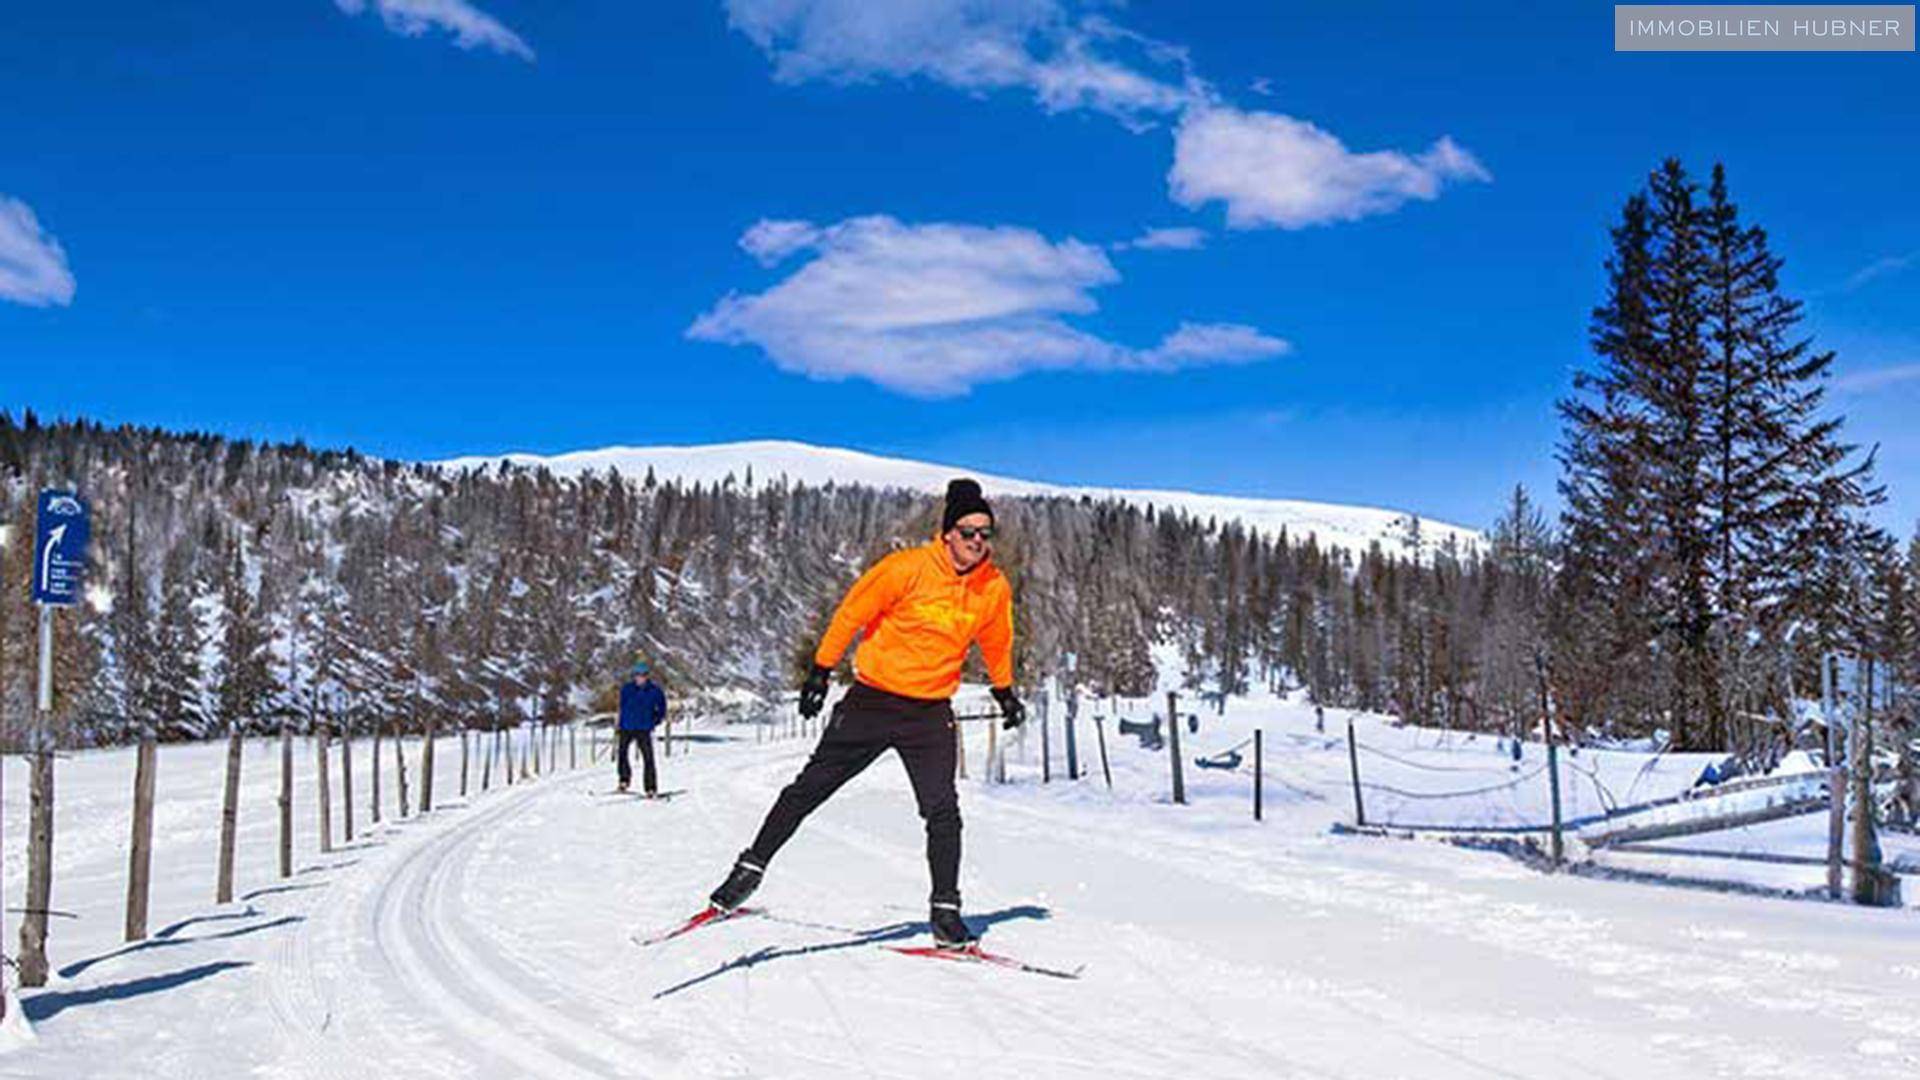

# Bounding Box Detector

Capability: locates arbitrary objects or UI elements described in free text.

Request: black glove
[992,687,1026,731]
[799,664,832,719]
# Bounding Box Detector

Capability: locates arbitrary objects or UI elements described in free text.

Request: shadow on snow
[24,961,252,1023]
[57,915,304,980]
[652,904,1053,1000]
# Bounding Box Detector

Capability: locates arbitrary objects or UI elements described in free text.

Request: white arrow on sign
[40,522,67,594]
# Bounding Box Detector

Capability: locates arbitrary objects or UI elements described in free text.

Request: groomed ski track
[6,705,1920,1078]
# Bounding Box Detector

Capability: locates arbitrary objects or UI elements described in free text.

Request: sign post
[15,490,91,998]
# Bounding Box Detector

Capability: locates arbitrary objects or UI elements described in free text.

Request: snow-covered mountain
[438,440,1481,556]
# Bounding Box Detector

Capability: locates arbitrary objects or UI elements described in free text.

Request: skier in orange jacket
[707,479,1026,947]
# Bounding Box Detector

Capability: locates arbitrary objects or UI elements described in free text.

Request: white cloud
[1842,251,1916,293]
[724,0,1204,128]
[1832,362,1920,394]
[740,219,823,265]
[1116,226,1207,251]
[688,215,1288,396]
[1140,321,1289,367]
[333,0,534,61]
[1170,106,1490,229]
[0,196,75,307]
[723,3,1489,228]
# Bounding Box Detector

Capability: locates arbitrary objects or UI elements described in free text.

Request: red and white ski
[885,943,1082,980]
[631,905,762,948]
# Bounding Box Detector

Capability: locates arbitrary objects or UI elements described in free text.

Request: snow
[1775,749,1826,775]
[436,439,1482,557]
[5,696,1920,1078]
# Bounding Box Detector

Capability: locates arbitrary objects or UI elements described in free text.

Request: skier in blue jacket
[617,661,667,795]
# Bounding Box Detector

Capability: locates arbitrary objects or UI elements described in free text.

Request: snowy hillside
[438,440,1482,556]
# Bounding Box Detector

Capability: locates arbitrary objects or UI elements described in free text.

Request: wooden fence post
[279,721,293,878]
[1546,737,1565,866]
[1538,652,1564,866]
[1064,686,1080,781]
[370,722,383,824]
[570,722,577,770]
[460,729,470,796]
[1166,691,1186,805]
[1345,713,1366,827]
[1824,652,1843,898]
[394,724,410,818]
[1040,692,1052,783]
[1254,729,1263,822]
[341,724,354,843]
[483,726,495,791]
[19,745,56,987]
[125,737,157,941]
[1094,716,1112,791]
[316,722,333,854]
[217,724,243,903]
[1852,659,1897,905]
[1828,768,1847,897]
[420,718,435,815]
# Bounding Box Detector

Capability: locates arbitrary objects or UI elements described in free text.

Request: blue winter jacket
[619,679,667,732]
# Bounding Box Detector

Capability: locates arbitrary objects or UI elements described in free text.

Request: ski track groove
[262,858,361,1080]
[372,774,657,1078]
[259,770,670,1078]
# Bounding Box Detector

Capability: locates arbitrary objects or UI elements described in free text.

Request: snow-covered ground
[437,439,1482,557]
[5,695,1920,1078]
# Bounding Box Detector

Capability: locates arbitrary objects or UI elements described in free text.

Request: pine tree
[1557,160,1882,749]
[1556,188,1665,741]
[146,541,210,737]
[1698,163,1878,737]
[216,538,275,728]
[1483,485,1552,734]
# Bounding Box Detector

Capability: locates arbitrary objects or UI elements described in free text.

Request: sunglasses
[954,525,995,541]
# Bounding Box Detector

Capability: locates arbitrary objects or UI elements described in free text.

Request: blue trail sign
[32,490,91,606]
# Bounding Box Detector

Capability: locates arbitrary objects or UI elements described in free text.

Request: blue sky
[2,1,1916,533]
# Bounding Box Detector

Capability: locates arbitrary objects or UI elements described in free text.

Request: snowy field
[5,694,1920,1079]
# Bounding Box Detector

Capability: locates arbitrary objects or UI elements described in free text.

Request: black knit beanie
[941,478,993,533]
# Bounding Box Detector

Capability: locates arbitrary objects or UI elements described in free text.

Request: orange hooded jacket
[814,539,1014,701]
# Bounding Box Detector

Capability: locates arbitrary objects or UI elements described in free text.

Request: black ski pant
[617,729,657,794]
[746,682,962,904]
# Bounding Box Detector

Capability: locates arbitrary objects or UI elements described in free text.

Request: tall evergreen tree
[1557,159,1882,749]
[146,541,210,737]
[215,538,275,728]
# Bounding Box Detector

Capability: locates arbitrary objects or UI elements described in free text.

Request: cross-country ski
[631,905,764,949]
[884,943,1084,981]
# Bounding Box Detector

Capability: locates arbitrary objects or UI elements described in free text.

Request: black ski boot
[708,855,764,913]
[930,900,977,949]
